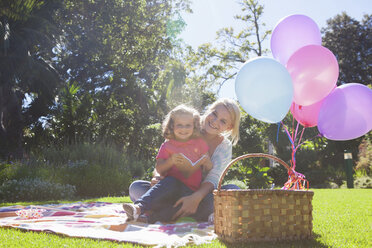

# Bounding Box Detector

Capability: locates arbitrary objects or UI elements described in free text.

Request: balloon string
[281,122,294,148]
[294,122,300,142]
[276,122,281,143]
[280,120,310,190]
[295,132,321,151]
[297,127,305,145]
[291,115,295,144]
[291,127,306,171]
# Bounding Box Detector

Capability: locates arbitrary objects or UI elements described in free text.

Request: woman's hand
[172,193,202,220]
[200,154,213,172]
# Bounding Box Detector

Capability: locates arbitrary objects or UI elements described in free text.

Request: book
[180,153,207,167]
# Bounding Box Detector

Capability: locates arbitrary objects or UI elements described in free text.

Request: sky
[179,0,371,99]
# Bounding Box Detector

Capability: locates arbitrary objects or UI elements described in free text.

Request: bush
[224,158,273,189]
[0,143,153,200]
[0,160,53,185]
[356,138,372,176]
[0,178,76,203]
[58,160,131,197]
[268,163,288,187]
[224,179,248,189]
[39,142,150,197]
[354,176,372,189]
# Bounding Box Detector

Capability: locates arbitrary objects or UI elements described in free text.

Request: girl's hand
[170,153,189,166]
[150,175,164,187]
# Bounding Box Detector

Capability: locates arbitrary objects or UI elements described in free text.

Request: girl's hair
[162,105,201,140]
[202,98,241,146]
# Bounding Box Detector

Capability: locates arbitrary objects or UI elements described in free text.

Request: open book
[180,153,207,167]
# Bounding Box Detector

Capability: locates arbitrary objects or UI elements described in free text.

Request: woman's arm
[203,139,232,188]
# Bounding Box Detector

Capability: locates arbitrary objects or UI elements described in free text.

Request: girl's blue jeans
[129,177,239,223]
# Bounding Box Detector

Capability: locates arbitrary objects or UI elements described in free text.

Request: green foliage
[0,178,76,203]
[267,163,288,187]
[353,176,372,189]
[234,112,268,155]
[27,0,192,160]
[322,13,371,86]
[223,179,248,189]
[224,158,273,189]
[40,142,148,197]
[0,0,62,158]
[184,0,270,93]
[1,143,153,199]
[0,160,53,185]
[356,137,372,176]
[57,160,130,197]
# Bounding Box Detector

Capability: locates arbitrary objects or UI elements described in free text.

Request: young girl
[123,105,212,222]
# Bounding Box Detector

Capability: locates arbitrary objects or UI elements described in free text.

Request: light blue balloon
[235,57,293,123]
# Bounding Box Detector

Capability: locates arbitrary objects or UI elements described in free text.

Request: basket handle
[217,153,291,191]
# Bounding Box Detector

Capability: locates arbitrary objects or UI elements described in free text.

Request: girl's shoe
[208,213,214,224]
[137,214,149,223]
[123,203,140,221]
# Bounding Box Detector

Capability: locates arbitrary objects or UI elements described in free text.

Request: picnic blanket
[0,202,217,247]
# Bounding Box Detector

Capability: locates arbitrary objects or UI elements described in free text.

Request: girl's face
[204,105,233,136]
[173,113,194,142]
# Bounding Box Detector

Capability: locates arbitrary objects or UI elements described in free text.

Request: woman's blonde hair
[202,98,241,145]
[162,105,201,140]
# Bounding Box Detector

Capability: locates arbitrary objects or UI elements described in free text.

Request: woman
[128,98,241,222]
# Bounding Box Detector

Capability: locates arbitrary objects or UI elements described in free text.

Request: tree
[0,0,62,158]
[322,13,371,86]
[185,0,271,94]
[38,0,191,159]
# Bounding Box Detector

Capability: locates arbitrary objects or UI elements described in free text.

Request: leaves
[322,13,371,86]
[184,0,270,95]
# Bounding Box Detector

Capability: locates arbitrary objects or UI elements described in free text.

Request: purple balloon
[318,83,372,140]
[271,14,321,66]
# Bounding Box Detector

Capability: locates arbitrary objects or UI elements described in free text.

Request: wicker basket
[213,153,314,242]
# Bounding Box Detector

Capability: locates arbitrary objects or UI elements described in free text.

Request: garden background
[0,0,371,203]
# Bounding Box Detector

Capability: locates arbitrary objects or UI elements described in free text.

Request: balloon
[290,98,325,127]
[286,45,339,106]
[271,14,321,66]
[235,57,293,123]
[318,83,372,141]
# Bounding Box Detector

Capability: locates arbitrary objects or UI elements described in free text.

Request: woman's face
[203,104,233,136]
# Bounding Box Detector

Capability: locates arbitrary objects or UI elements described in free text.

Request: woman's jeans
[129,177,239,223]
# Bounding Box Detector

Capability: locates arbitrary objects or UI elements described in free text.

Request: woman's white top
[203,137,232,189]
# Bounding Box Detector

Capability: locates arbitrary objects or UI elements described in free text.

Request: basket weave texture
[213,153,314,242]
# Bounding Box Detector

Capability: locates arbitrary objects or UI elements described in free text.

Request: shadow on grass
[0,196,131,207]
[217,233,329,248]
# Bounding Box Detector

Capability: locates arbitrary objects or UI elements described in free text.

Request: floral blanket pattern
[0,202,216,247]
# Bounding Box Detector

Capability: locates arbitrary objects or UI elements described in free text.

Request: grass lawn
[0,189,371,247]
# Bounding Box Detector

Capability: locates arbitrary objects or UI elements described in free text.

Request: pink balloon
[286,45,339,106]
[290,98,325,127]
[271,14,321,66]
[318,83,372,141]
